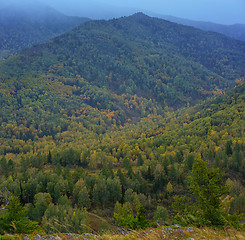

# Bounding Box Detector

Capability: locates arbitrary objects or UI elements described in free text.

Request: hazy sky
[106,0,245,24]
[1,0,245,24]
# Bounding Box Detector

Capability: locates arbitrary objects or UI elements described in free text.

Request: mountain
[0,12,245,154]
[0,13,244,234]
[0,2,89,59]
[153,14,245,42]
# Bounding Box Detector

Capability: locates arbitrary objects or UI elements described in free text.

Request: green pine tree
[189,155,227,226]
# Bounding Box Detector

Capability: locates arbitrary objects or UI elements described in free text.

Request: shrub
[0,196,42,234]
[153,206,169,222]
[113,202,149,230]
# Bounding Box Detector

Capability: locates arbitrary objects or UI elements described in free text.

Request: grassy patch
[100,227,245,240]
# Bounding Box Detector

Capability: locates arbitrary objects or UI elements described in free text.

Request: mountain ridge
[150,13,245,42]
[0,13,245,154]
[0,13,244,235]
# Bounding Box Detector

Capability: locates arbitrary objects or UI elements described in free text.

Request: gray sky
[1,0,245,24]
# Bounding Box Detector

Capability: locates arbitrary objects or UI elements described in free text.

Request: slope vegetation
[1,13,245,155]
[0,81,244,234]
[0,14,245,232]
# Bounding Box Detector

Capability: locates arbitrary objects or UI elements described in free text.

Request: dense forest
[0,13,244,235]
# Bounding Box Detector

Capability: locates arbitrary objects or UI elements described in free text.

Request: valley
[0,8,244,239]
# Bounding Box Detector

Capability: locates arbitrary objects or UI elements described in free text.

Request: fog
[0,0,245,24]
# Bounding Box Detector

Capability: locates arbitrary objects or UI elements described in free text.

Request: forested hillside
[1,13,245,155]
[0,13,244,235]
[0,82,244,234]
[0,2,89,59]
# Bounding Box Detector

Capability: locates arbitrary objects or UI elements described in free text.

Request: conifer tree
[189,155,227,226]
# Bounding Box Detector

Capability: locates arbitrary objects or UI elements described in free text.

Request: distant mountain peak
[133,12,148,16]
[130,12,150,19]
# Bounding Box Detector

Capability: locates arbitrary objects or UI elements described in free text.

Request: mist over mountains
[1,0,245,24]
[0,0,138,20]
[1,0,245,61]
[0,2,89,59]
[155,14,245,42]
